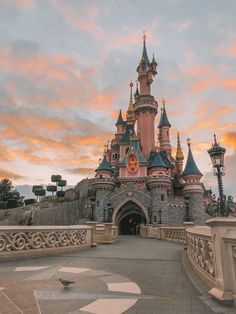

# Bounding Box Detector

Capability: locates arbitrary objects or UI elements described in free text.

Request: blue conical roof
[182,144,202,177]
[129,138,146,163]
[150,152,168,169]
[158,106,171,128]
[151,54,157,65]
[140,36,150,65]
[134,85,140,98]
[96,156,113,172]
[116,110,125,126]
[119,124,134,144]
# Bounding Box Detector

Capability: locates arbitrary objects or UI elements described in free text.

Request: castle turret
[134,35,158,157]
[175,132,184,176]
[158,98,171,156]
[116,110,125,135]
[182,139,205,224]
[93,156,115,222]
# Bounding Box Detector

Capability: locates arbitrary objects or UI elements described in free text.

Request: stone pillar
[147,177,172,225]
[92,178,115,223]
[206,217,236,306]
[183,183,206,225]
[86,221,97,247]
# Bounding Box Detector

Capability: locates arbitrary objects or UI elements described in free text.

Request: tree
[58,179,67,191]
[34,188,46,202]
[46,185,57,196]
[0,178,24,209]
[51,175,62,187]
[56,190,65,198]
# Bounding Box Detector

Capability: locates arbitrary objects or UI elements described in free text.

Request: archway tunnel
[114,200,147,235]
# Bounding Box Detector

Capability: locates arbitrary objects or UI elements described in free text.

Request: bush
[57,190,65,198]
[24,198,37,206]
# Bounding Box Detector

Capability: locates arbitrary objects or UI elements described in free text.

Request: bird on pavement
[59,278,75,288]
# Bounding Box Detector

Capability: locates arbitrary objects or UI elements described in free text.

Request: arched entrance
[119,212,144,235]
[113,200,147,235]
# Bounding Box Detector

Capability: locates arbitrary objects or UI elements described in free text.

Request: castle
[90,36,206,234]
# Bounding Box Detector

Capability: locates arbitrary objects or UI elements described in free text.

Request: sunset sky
[0,0,235,197]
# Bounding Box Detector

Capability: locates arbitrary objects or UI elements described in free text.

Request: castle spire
[182,139,202,177]
[176,132,184,160]
[126,81,136,125]
[134,81,139,98]
[140,31,150,65]
[158,98,171,128]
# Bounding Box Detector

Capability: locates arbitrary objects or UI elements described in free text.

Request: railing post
[86,221,98,247]
[206,217,236,306]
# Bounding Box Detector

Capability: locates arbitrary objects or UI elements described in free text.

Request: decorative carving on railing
[186,233,215,280]
[163,228,186,242]
[140,225,148,237]
[112,227,118,240]
[0,229,87,252]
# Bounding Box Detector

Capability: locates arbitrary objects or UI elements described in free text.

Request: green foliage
[47,185,57,195]
[58,180,67,191]
[51,175,62,184]
[24,198,37,206]
[34,188,46,197]
[0,178,24,209]
[57,190,65,198]
[32,185,43,193]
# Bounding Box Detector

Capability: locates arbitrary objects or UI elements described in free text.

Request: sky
[0,0,235,198]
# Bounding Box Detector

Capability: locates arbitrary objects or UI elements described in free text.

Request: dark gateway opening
[119,213,144,235]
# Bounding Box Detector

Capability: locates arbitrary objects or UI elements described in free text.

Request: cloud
[65,167,95,176]
[216,40,236,58]
[221,132,236,150]
[4,0,35,9]
[0,169,25,180]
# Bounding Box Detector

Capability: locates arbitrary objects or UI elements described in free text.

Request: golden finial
[127,81,136,125]
[176,132,184,160]
[186,138,191,147]
[162,98,166,107]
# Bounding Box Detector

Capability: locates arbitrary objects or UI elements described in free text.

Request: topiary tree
[0,178,24,209]
[34,188,46,202]
[58,179,67,191]
[46,185,57,196]
[32,185,43,194]
[51,175,62,187]
[56,190,65,198]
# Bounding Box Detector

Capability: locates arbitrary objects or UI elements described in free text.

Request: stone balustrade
[186,226,215,287]
[0,223,118,260]
[140,224,186,243]
[141,218,236,307]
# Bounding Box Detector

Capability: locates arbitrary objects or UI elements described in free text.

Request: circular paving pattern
[0,265,141,314]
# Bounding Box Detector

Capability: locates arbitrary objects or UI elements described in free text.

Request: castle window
[154,215,156,223]
[99,175,102,179]
[161,194,164,201]
[125,147,129,154]
[97,200,99,206]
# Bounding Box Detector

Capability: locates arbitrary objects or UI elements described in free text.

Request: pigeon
[59,278,75,288]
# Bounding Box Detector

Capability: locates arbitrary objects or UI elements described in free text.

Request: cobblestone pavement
[0,236,215,314]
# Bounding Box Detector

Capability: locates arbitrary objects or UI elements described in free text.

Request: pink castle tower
[134,34,158,157]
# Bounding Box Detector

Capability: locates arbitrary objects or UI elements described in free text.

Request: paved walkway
[0,236,215,314]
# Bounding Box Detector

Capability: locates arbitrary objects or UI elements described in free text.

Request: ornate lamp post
[107,202,113,223]
[184,196,190,221]
[158,209,162,224]
[85,197,96,221]
[148,207,152,224]
[206,134,236,217]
